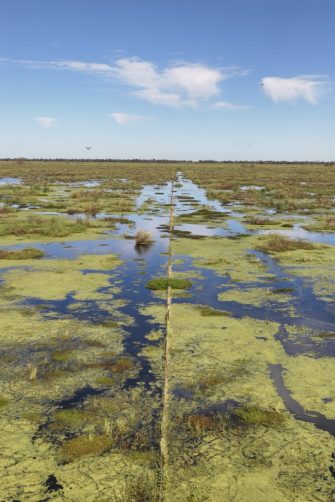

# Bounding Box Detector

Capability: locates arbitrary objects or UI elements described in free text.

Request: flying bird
[85,146,92,150]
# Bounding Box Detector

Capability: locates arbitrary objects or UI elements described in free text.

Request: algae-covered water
[0,162,335,501]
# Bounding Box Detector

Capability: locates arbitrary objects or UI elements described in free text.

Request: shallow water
[1,175,335,446]
[260,223,335,246]
[0,177,22,185]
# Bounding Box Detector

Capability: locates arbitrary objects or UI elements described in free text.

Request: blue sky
[1,0,334,160]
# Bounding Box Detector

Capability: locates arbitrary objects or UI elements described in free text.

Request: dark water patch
[269,363,335,437]
[45,474,63,493]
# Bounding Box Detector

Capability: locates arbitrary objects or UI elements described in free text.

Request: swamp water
[0,173,335,500]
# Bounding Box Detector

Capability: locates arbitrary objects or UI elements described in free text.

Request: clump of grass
[245,216,277,225]
[59,434,113,462]
[257,235,315,253]
[135,230,154,245]
[304,216,335,232]
[0,247,44,259]
[146,277,192,290]
[88,356,135,373]
[122,474,159,502]
[53,409,92,427]
[197,306,231,317]
[186,412,228,433]
[235,405,285,427]
[0,205,14,214]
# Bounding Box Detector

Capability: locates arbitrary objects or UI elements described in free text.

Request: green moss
[146,277,192,290]
[53,409,92,426]
[51,349,74,362]
[95,376,115,386]
[235,405,285,427]
[0,397,9,409]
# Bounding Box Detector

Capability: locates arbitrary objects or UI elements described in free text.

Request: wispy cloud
[34,116,58,128]
[212,100,251,110]
[261,75,328,104]
[111,112,153,125]
[2,56,247,108]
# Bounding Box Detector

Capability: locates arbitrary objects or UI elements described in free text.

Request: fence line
[160,179,175,500]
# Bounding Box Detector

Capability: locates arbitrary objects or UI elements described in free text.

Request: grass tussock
[257,234,315,253]
[0,247,44,259]
[146,277,192,290]
[245,215,277,225]
[122,474,159,502]
[59,434,113,462]
[135,230,154,245]
[235,405,285,427]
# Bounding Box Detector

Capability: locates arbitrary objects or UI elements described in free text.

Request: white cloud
[261,75,328,104]
[34,116,58,128]
[2,56,247,108]
[111,112,153,125]
[112,58,231,107]
[212,100,251,110]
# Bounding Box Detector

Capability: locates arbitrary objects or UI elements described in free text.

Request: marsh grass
[87,356,136,373]
[257,235,316,253]
[59,434,113,463]
[186,413,226,433]
[135,230,154,245]
[304,216,335,232]
[235,405,285,427]
[53,409,93,427]
[0,247,44,259]
[0,215,93,238]
[197,306,231,317]
[122,473,160,502]
[245,216,277,225]
[146,277,192,290]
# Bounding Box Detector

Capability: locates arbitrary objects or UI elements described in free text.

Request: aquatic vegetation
[304,216,335,232]
[59,434,113,462]
[256,234,316,253]
[187,413,221,432]
[53,409,93,427]
[146,277,192,290]
[197,306,231,317]
[0,215,94,239]
[0,247,44,259]
[135,230,154,245]
[0,162,335,500]
[122,473,159,502]
[0,397,9,409]
[235,405,285,427]
[245,215,277,225]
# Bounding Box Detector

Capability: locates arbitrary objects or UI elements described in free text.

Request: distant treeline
[1,158,334,165]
